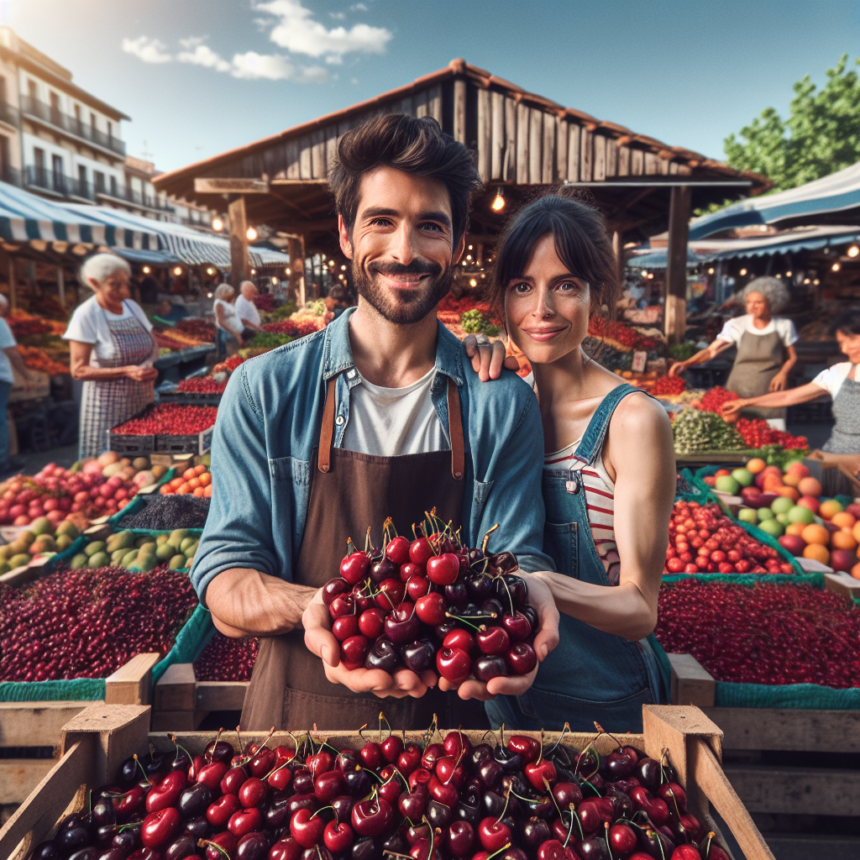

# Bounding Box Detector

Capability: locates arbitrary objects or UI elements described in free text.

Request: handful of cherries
[27,723,729,860]
[323,516,539,685]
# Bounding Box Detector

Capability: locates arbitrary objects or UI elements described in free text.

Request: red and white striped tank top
[544,442,620,585]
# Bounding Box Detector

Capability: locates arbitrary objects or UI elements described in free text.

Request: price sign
[632,350,648,373]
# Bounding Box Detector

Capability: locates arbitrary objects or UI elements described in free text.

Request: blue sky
[8,0,860,175]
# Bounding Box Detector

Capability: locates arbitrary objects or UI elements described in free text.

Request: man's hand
[769,373,788,392]
[720,398,747,421]
[303,589,437,699]
[463,334,519,382]
[667,361,687,378]
[437,570,560,701]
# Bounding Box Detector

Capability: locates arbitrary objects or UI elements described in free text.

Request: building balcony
[97,185,173,213]
[0,101,19,129]
[20,95,126,158]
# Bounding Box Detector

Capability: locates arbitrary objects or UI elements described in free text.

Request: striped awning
[0,181,157,248]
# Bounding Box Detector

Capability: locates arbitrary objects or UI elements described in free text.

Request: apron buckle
[565,475,580,495]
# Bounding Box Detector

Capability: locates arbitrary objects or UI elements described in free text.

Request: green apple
[738,508,759,524]
[757,507,775,522]
[715,475,741,495]
[771,497,794,515]
[731,468,754,488]
[776,513,788,524]
[758,518,784,538]
[787,505,815,525]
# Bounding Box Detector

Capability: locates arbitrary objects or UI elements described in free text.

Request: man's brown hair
[329,114,482,245]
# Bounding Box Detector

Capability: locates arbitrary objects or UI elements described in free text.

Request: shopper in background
[235,281,263,337]
[0,294,33,475]
[64,254,159,459]
[722,309,860,454]
[669,277,798,429]
[213,283,245,359]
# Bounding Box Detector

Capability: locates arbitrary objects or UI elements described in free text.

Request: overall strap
[317,372,465,480]
[573,383,649,467]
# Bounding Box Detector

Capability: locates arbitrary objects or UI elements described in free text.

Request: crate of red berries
[110,403,218,455]
[0,703,777,860]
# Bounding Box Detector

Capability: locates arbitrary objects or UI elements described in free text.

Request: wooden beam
[542,113,556,184]
[104,653,160,706]
[556,119,568,181]
[0,702,90,748]
[271,179,328,185]
[453,78,467,144]
[528,109,542,184]
[477,87,491,183]
[504,97,516,181]
[491,91,505,180]
[154,662,197,712]
[194,178,269,194]
[0,759,56,805]
[196,681,248,712]
[664,184,691,343]
[580,129,593,181]
[567,123,580,182]
[668,653,716,707]
[288,236,306,306]
[516,102,529,185]
[228,197,250,288]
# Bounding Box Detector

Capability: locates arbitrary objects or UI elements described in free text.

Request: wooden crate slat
[104,652,160,706]
[0,760,56,805]
[669,652,716,708]
[154,662,197,711]
[196,681,248,711]
[150,709,209,732]
[0,703,91,748]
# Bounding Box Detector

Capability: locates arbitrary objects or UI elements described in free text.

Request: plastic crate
[159,390,223,406]
[107,431,156,455]
[156,425,214,455]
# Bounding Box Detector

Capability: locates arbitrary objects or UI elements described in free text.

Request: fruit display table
[0,704,775,860]
[153,343,215,385]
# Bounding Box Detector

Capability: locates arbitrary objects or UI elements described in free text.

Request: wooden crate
[151,662,248,731]
[0,704,775,860]
[0,654,159,806]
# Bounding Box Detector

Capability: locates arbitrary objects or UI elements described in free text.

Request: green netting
[737,519,806,575]
[152,604,214,683]
[714,680,860,709]
[663,572,823,587]
[0,678,105,702]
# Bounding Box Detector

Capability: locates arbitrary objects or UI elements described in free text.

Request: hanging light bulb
[707,267,714,275]
[341,264,347,271]
[739,268,748,276]
[848,244,860,258]
[285,267,291,275]
[251,268,257,275]
[832,262,841,272]
[491,187,505,211]
[246,227,258,241]
[786,271,792,277]
[173,266,182,276]
[206,267,215,275]
[469,278,477,287]
[328,260,335,267]
[271,276,278,284]
[212,217,224,232]
[142,266,151,274]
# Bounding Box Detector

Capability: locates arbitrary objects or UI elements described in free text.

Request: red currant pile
[647,377,686,397]
[112,404,219,436]
[263,319,322,338]
[178,378,228,395]
[28,724,729,860]
[733,419,808,451]
[655,579,860,687]
[195,632,260,682]
[664,501,794,575]
[324,519,539,684]
[694,388,738,414]
[0,565,197,682]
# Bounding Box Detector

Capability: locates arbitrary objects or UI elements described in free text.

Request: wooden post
[453,78,467,144]
[664,185,691,343]
[228,197,250,289]
[287,236,306,307]
[7,252,16,313]
[612,231,625,297]
[57,265,65,308]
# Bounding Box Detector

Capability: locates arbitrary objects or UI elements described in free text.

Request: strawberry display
[175,318,218,342]
[27,719,728,860]
[655,579,860,687]
[665,500,795,575]
[694,387,739,414]
[733,418,807,451]
[254,293,278,312]
[325,516,539,684]
[111,404,218,436]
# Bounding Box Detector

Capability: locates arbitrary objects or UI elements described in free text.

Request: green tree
[724,54,860,191]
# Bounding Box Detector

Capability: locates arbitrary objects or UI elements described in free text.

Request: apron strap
[318,376,337,473]
[447,377,465,481]
[317,372,465,479]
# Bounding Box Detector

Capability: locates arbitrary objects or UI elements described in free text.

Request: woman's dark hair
[329,114,482,246]
[829,308,860,336]
[487,191,620,322]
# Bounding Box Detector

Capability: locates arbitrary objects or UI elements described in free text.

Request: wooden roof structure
[154,58,769,252]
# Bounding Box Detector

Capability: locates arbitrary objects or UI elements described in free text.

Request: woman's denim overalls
[485,384,668,733]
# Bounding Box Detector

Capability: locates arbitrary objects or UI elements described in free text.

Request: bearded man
[192,114,558,730]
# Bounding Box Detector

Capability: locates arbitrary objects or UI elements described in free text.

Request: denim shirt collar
[322,306,465,387]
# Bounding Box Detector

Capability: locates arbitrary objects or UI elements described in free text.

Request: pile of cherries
[324,519,538,684]
[178,379,228,395]
[112,405,219,438]
[194,633,260,682]
[664,501,793,575]
[28,724,729,860]
[655,579,860,688]
[0,565,197,682]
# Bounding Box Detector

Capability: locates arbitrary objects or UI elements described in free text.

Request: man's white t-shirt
[0,317,16,384]
[341,366,448,456]
[717,314,798,348]
[235,294,261,328]
[63,296,153,361]
[812,362,856,399]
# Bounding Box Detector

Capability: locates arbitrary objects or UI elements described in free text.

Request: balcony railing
[0,166,21,186]
[0,101,19,128]
[20,95,126,157]
[24,165,172,211]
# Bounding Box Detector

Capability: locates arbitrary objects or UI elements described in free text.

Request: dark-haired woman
[722,309,860,453]
[468,193,676,731]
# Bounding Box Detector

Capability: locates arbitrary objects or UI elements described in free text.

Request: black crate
[159,390,223,406]
[156,425,214,455]
[108,431,156,454]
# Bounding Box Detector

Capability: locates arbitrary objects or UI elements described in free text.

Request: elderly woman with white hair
[669,277,798,428]
[63,253,158,458]
[213,283,245,359]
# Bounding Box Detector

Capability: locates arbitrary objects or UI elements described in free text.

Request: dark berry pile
[655,579,860,687]
[194,632,260,681]
[120,494,210,530]
[0,566,197,682]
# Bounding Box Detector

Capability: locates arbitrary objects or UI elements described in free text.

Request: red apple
[831,549,858,573]
[797,496,820,515]
[778,535,806,557]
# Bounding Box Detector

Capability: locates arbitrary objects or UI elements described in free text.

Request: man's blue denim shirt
[191,309,553,603]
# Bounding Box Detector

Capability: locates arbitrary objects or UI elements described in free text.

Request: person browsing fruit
[192,115,559,731]
[722,308,860,454]
[63,254,159,460]
[464,192,676,731]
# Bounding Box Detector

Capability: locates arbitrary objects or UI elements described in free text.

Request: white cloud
[121,36,171,64]
[329,11,346,20]
[255,0,392,59]
[230,51,329,83]
[351,3,368,10]
[177,37,232,72]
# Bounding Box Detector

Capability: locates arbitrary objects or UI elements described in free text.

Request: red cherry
[415,592,447,625]
[386,535,411,566]
[409,538,434,565]
[324,820,355,853]
[358,608,386,639]
[477,817,511,852]
[436,647,471,683]
[291,808,325,848]
[426,552,460,586]
[228,806,263,837]
[340,552,371,585]
[442,629,475,654]
[141,807,182,848]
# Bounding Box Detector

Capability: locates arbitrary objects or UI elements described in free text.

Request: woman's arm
[69,341,157,383]
[532,394,675,641]
[721,381,827,420]
[3,346,34,388]
[668,339,733,377]
[769,344,798,392]
[215,303,244,342]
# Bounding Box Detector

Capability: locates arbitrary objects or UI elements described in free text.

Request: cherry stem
[235,725,245,756]
[365,527,372,553]
[485,843,512,860]
[703,832,715,859]
[604,822,614,860]
[206,728,224,763]
[379,711,393,741]
[264,758,293,780]
[118,822,142,833]
[347,537,357,556]
[536,729,545,765]
[481,523,499,555]
[412,523,419,541]
[132,754,151,786]
[444,611,497,632]
[580,777,600,797]
[499,722,506,750]
[310,805,334,820]
[593,722,625,751]
[422,713,439,749]
[547,723,571,757]
[254,726,276,753]
[495,785,512,824]
[496,574,515,616]
[198,840,230,860]
[168,733,194,765]
[543,778,563,818]
[423,815,436,860]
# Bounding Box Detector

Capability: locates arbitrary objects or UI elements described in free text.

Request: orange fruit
[204,484,213,497]
[851,562,860,580]
[195,464,207,476]
[170,477,184,489]
[161,486,174,495]
[199,473,212,486]
[832,530,858,551]
[763,476,784,493]
[831,511,857,529]
[786,462,810,478]
[775,486,800,501]
[786,522,806,537]
[797,477,822,498]
[183,467,196,480]
[801,524,831,546]
[746,458,766,474]
[853,521,860,544]
[782,471,801,488]
[820,499,845,521]
[177,482,191,494]
[762,465,783,479]
[802,543,830,564]
[193,487,205,497]
[187,478,201,490]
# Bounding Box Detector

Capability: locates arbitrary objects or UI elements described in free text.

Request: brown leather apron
[241,374,489,731]
[726,329,786,420]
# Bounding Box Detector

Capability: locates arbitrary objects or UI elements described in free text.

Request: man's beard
[352,257,454,325]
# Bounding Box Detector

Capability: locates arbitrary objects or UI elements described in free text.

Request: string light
[285,267,291,275]
[173,266,182,276]
[142,266,151,274]
[468,245,473,251]
[207,292,213,298]
[246,227,258,241]
[251,268,256,275]
[739,268,747,276]
[814,279,820,285]
[832,262,841,272]
[212,217,224,232]
[776,273,782,278]
[803,278,810,284]
[328,260,335,267]
[707,267,714,274]
[469,278,477,287]
[271,276,278,284]
[341,264,347,271]
[848,245,859,258]
[786,271,792,277]
[206,267,215,275]
[491,187,505,211]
